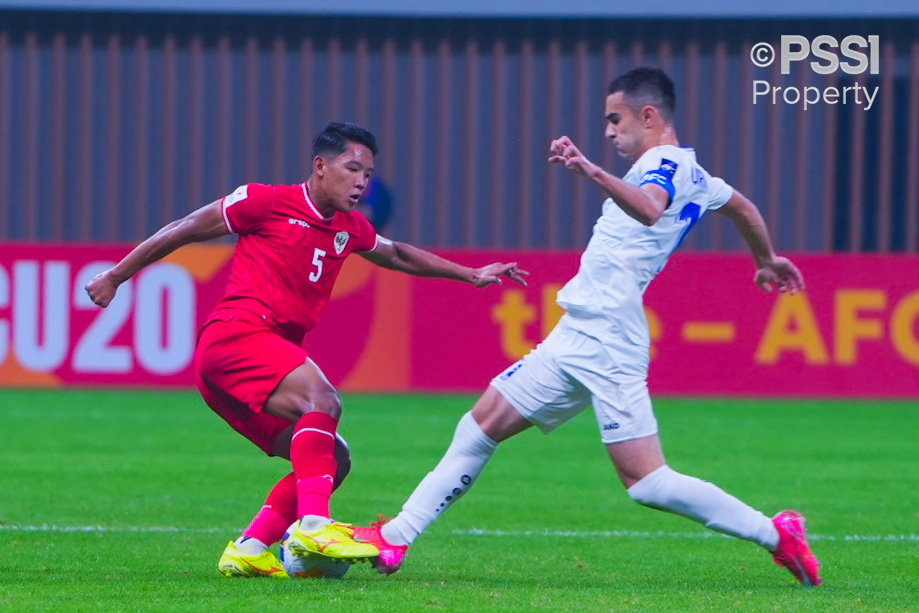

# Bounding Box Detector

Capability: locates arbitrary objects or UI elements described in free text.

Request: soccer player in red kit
[85,122,528,578]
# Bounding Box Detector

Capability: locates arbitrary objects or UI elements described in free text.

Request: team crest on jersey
[334,231,350,254]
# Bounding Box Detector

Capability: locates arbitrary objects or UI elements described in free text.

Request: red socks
[290,412,339,518]
[241,472,297,546]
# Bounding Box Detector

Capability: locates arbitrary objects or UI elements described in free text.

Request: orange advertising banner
[1,244,917,398]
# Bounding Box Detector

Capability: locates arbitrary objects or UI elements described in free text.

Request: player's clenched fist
[85,270,120,308]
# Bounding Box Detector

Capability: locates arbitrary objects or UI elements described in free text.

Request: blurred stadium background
[1,1,918,251]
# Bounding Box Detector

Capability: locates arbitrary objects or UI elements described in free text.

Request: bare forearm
[110,204,227,283]
[109,221,186,282]
[722,192,776,267]
[586,164,665,225]
[385,242,474,282]
[735,214,776,266]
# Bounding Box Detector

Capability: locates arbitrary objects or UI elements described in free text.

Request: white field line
[452,528,919,543]
[1,524,917,543]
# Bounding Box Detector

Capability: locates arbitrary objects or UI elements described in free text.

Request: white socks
[380,417,779,552]
[627,465,779,550]
[234,536,268,555]
[382,412,498,546]
[297,514,332,532]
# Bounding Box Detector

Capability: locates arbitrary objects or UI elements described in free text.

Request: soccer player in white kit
[353,67,820,587]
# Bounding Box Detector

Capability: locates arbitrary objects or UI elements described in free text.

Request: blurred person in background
[86,121,528,578]
[356,68,820,588]
[355,174,395,233]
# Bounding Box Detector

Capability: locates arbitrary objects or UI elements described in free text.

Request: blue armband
[639,158,678,203]
[640,170,675,202]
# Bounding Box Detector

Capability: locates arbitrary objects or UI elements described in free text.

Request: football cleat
[217,541,289,579]
[285,518,379,560]
[351,516,409,575]
[772,510,822,587]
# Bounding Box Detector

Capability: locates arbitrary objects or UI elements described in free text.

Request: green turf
[1,390,917,612]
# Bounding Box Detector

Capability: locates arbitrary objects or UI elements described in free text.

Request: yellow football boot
[217,541,289,578]
[285,518,379,560]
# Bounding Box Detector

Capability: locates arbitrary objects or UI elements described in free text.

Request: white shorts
[490,315,658,445]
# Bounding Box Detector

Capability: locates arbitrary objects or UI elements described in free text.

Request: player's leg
[262,359,378,560]
[607,433,779,544]
[235,432,352,545]
[262,359,341,522]
[217,470,295,578]
[352,386,528,574]
[194,366,292,578]
[196,313,375,562]
[270,427,353,489]
[218,433,354,578]
[581,335,779,546]
[609,435,820,586]
[578,332,819,586]
[360,319,591,574]
[598,377,819,586]
[384,386,531,541]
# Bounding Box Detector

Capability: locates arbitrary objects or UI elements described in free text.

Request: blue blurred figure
[355,175,394,233]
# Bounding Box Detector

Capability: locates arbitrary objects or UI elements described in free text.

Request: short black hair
[311,121,378,159]
[608,67,676,123]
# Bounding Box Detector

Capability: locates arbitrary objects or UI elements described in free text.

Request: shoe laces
[370,514,394,530]
[330,521,355,536]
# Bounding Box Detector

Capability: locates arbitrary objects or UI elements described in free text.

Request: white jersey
[556,145,733,347]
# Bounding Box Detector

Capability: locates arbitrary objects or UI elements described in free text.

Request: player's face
[604,92,645,162]
[314,143,374,215]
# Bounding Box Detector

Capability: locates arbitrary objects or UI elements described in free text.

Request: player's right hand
[548,135,596,178]
[85,270,120,307]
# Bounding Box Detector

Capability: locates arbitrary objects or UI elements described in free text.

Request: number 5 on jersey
[309,248,326,282]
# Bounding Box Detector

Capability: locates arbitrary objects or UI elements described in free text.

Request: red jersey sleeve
[221,183,276,235]
[353,211,379,252]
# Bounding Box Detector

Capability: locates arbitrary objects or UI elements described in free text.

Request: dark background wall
[0,10,916,252]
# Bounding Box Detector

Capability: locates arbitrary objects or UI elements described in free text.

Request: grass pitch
[1,389,917,612]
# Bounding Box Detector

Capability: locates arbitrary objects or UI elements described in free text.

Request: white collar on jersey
[301,182,335,222]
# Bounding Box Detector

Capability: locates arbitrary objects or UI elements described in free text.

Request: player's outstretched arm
[716,190,805,294]
[85,200,230,307]
[548,135,668,225]
[360,237,528,288]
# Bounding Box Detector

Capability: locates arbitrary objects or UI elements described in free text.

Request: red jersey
[207,182,378,344]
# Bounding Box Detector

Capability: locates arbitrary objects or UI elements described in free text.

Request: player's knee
[313,388,342,418]
[285,387,342,419]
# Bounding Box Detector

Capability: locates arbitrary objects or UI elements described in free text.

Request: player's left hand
[471,262,530,288]
[754,256,805,294]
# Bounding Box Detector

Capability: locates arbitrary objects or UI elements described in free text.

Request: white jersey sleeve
[706,176,733,211]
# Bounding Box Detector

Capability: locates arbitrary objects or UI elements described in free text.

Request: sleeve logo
[224,184,249,207]
[659,159,678,178]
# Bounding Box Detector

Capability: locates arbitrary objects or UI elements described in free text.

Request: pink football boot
[351,516,409,575]
[772,510,822,586]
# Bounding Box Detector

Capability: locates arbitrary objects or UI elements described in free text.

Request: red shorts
[195,309,307,456]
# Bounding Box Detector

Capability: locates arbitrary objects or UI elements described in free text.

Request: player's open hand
[85,270,121,307]
[471,262,530,288]
[548,135,596,178]
[754,256,805,294]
